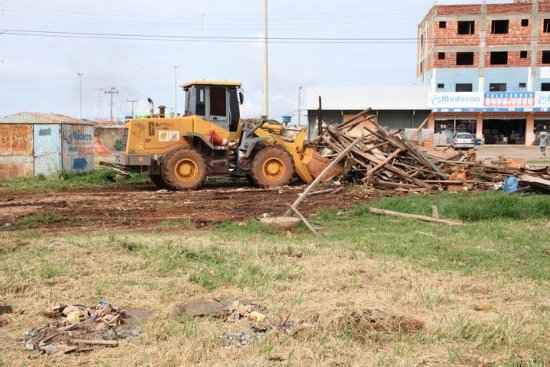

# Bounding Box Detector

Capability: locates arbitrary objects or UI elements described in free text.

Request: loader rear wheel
[251,146,295,188]
[161,149,207,190]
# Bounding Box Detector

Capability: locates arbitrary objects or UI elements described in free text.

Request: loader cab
[183,81,243,132]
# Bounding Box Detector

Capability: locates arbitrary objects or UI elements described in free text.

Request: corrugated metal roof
[305,85,430,111]
[0,112,93,125]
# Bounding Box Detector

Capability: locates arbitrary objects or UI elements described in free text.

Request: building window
[491,20,509,34]
[437,83,445,89]
[520,51,528,59]
[542,83,550,91]
[545,19,550,33]
[439,21,447,29]
[456,83,473,92]
[543,51,550,64]
[489,83,507,92]
[456,52,474,65]
[519,82,527,89]
[438,52,446,60]
[457,21,475,35]
[490,51,508,65]
[522,19,529,27]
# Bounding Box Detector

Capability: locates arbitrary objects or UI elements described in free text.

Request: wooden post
[286,134,364,216]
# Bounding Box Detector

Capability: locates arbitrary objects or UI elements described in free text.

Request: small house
[0,113,95,179]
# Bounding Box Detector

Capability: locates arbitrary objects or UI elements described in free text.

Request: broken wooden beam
[368,208,464,226]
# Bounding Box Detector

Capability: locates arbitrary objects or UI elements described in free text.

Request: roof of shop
[0,113,93,125]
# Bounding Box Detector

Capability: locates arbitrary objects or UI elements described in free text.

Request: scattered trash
[222,331,256,347]
[23,301,148,355]
[502,176,520,193]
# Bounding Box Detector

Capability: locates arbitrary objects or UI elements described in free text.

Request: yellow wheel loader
[117,80,329,190]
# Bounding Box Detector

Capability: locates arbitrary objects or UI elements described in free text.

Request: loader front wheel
[251,146,295,188]
[162,149,207,190]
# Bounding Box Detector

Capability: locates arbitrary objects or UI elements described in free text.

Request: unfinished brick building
[418,0,550,145]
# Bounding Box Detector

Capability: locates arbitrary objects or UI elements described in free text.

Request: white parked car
[451,132,476,149]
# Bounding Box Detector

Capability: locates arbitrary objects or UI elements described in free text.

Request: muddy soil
[0,183,371,232]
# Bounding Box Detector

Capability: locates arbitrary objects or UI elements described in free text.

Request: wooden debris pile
[23,301,143,355]
[314,111,550,193]
[316,111,454,192]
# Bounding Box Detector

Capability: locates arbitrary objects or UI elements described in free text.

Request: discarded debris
[23,301,146,355]
[305,110,550,195]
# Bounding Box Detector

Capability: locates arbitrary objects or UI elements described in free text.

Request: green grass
[15,213,66,228]
[0,169,149,193]
[215,192,550,282]
[318,192,550,281]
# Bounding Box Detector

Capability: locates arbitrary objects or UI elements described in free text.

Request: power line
[4,29,549,46]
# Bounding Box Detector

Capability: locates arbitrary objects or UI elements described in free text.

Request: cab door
[207,86,229,130]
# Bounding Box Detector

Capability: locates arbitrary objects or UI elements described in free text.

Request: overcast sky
[0,0,509,121]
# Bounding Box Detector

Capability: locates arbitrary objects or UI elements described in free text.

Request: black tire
[251,146,295,188]
[161,149,207,190]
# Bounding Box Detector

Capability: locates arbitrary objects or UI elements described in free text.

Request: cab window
[196,87,206,116]
[210,87,227,117]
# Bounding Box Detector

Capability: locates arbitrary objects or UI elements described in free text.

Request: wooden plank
[369,208,464,226]
[288,205,320,236]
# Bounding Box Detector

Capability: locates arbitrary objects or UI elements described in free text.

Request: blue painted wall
[434,69,480,92]
[484,68,528,92]
[433,68,529,93]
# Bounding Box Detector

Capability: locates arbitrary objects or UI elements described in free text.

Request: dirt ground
[0,183,370,232]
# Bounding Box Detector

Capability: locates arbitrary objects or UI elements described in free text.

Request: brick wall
[433,20,481,47]
[487,3,531,14]
[486,18,531,46]
[436,5,481,16]
[433,51,480,68]
[485,50,531,67]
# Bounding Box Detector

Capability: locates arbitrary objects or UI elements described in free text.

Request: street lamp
[77,73,84,119]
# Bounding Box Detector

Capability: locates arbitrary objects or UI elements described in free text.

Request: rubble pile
[23,301,143,355]
[315,111,550,193]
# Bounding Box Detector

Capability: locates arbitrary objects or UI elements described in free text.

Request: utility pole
[104,87,119,122]
[297,85,303,125]
[263,0,270,119]
[174,65,179,116]
[77,73,84,119]
[127,99,137,119]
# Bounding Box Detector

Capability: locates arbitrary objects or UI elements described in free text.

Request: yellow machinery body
[119,80,317,189]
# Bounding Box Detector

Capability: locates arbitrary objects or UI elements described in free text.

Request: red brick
[436,5,481,16]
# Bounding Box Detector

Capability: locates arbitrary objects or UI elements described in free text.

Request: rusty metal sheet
[94,127,127,165]
[0,156,33,179]
[0,124,33,156]
[62,125,95,172]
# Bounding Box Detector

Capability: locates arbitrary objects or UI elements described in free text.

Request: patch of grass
[314,192,550,281]
[143,243,298,291]
[16,213,65,228]
[352,192,550,221]
[39,260,65,279]
[0,169,149,193]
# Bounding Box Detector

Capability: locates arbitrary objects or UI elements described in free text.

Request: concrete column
[526,114,536,146]
[476,114,484,140]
